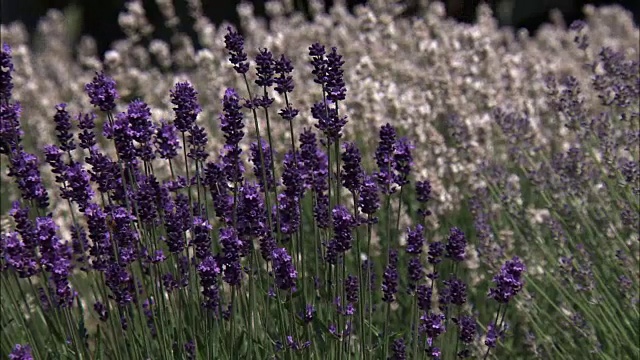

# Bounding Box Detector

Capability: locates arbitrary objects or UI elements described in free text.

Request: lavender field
[1,1,638,359]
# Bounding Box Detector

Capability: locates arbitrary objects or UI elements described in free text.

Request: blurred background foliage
[2,0,639,57]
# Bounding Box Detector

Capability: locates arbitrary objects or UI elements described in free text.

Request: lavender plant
[0,25,527,360]
[1,1,638,359]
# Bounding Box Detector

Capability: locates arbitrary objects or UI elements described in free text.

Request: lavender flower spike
[272,247,297,291]
[488,256,526,303]
[85,71,118,112]
[1,43,15,101]
[170,82,201,133]
[224,26,249,74]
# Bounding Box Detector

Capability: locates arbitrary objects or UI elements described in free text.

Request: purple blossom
[204,162,233,225]
[407,257,424,288]
[0,102,23,154]
[274,54,296,97]
[325,47,346,102]
[341,142,364,194]
[445,227,467,262]
[220,88,245,183]
[375,124,397,193]
[311,101,347,144]
[488,256,526,303]
[299,304,316,324]
[249,139,276,192]
[485,323,500,348]
[390,338,406,360]
[191,217,213,259]
[416,284,432,311]
[8,149,50,209]
[85,148,121,195]
[187,124,208,162]
[299,128,330,228]
[53,103,75,152]
[84,203,112,271]
[104,263,136,305]
[420,312,446,339]
[237,182,267,256]
[93,301,109,321]
[85,71,118,112]
[330,205,356,254]
[8,344,33,360]
[154,120,180,159]
[406,224,425,254]
[416,180,433,217]
[108,112,136,162]
[272,247,297,291]
[219,227,243,286]
[77,112,97,149]
[109,206,140,264]
[126,99,155,160]
[1,43,15,100]
[134,174,160,224]
[197,255,221,311]
[458,315,477,344]
[224,26,249,74]
[309,43,328,86]
[428,241,445,265]
[255,48,275,87]
[393,137,413,187]
[61,162,94,211]
[170,82,201,133]
[2,232,38,278]
[359,174,380,221]
[382,249,399,303]
[43,144,67,184]
[344,274,359,304]
[279,150,304,236]
[440,276,467,307]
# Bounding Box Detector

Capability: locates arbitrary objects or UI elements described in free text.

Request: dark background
[2,0,639,56]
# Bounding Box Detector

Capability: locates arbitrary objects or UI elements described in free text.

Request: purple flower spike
[0,102,23,154]
[416,180,433,217]
[393,137,413,187]
[341,142,364,194]
[274,54,295,95]
[445,227,466,262]
[155,120,180,159]
[311,101,347,144]
[85,71,118,112]
[220,88,245,183]
[255,48,275,87]
[272,247,297,291]
[9,344,33,360]
[8,149,50,209]
[325,47,346,102]
[375,124,397,194]
[250,139,276,192]
[440,276,467,307]
[331,205,356,253]
[309,43,328,85]
[1,43,15,100]
[53,103,76,152]
[390,338,407,360]
[224,26,249,74]
[406,224,425,254]
[488,256,526,303]
[382,249,399,303]
[170,82,201,133]
[359,174,380,221]
[458,315,477,344]
[77,112,97,149]
[420,312,446,339]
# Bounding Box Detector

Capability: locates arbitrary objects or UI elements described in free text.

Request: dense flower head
[154,120,180,159]
[325,47,346,102]
[445,227,467,262]
[272,247,297,291]
[406,224,425,254]
[0,102,23,154]
[61,162,94,211]
[440,276,467,307]
[224,26,249,74]
[416,284,433,311]
[311,101,347,143]
[375,124,397,193]
[107,112,136,162]
[8,149,49,209]
[359,174,380,219]
[170,82,201,132]
[341,142,364,194]
[85,148,121,195]
[249,139,276,192]
[197,255,221,311]
[309,43,328,85]
[416,180,433,216]
[85,71,118,112]
[300,304,316,324]
[457,315,477,344]
[279,150,304,235]
[2,232,38,278]
[488,256,526,303]
[274,54,295,95]
[330,205,356,253]
[393,137,413,187]
[390,338,407,360]
[187,124,208,162]
[191,217,212,260]
[255,48,275,87]
[220,88,245,182]
[237,182,268,254]
[382,249,399,303]
[76,111,97,149]
[44,144,67,184]
[407,257,424,287]
[1,43,14,100]
[8,343,33,360]
[84,203,112,271]
[420,312,446,340]
[53,103,75,151]
[344,274,359,304]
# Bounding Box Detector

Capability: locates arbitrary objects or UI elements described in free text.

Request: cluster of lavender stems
[0,27,529,359]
